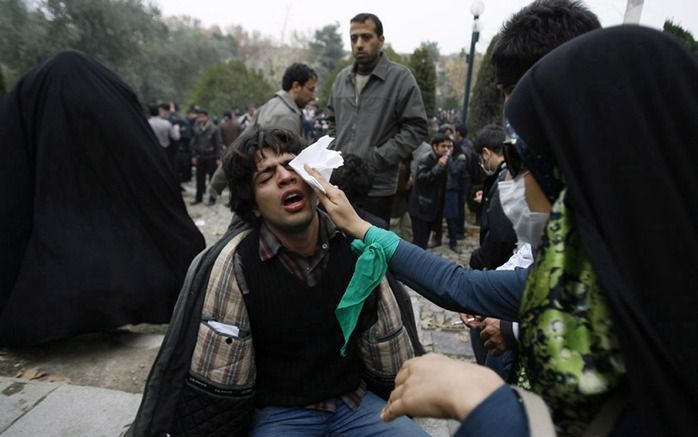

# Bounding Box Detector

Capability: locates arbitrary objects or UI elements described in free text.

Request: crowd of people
[2,1,697,436]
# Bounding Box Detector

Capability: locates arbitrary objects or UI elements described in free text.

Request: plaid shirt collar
[258,209,341,261]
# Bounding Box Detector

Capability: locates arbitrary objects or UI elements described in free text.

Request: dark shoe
[449,242,461,254]
[190,199,202,205]
[428,239,442,248]
[207,195,216,206]
[456,233,465,240]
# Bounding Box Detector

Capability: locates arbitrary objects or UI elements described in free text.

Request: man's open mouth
[282,192,304,207]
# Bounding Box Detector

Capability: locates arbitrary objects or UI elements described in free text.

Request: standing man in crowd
[453,123,484,232]
[250,63,317,134]
[167,103,192,188]
[207,63,318,204]
[238,105,256,130]
[327,13,428,225]
[218,111,242,149]
[190,109,223,205]
[408,134,451,249]
[148,102,180,172]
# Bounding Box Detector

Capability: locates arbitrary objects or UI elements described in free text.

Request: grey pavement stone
[2,379,141,437]
[0,378,58,434]
[416,417,463,437]
[429,330,473,359]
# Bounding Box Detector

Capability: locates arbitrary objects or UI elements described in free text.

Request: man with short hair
[408,133,452,249]
[130,129,426,436]
[148,102,180,171]
[218,111,242,148]
[208,63,318,205]
[327,13,428,225]
[491,0,601,99]
[251,63,317,135]
[469,125,516,270]
[190,109,223,205]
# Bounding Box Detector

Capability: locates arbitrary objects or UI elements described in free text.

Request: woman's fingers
[382,380,407,421]
[304,165,334,195]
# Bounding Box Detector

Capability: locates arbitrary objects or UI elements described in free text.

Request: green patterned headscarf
[518,189,626,436]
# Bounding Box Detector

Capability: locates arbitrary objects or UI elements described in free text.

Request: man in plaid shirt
[130,128,424,436]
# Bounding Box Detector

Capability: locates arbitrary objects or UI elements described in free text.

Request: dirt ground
[0,324,167,393]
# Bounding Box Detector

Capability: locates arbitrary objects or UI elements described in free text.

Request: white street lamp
[462,0,485,125]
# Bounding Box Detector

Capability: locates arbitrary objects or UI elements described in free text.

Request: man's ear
[378,35,385,48]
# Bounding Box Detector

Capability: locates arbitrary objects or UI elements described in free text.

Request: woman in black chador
[0,50,206,346]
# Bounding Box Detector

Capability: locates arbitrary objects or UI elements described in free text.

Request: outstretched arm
[306,165,527,321]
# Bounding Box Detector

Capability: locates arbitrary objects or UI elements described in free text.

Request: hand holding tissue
[289,136,343,194]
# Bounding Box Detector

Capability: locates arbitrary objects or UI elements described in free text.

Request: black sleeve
[469,190,517,270]
[500,320,519,352]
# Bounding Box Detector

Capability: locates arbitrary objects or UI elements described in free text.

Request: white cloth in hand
[289,135,343,194]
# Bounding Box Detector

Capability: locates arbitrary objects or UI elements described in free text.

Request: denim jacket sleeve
[388,240,528,321]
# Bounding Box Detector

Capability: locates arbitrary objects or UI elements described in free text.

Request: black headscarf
[506,26,698,435]
[0,50,206,346]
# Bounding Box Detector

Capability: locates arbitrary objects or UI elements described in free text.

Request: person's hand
[191,157,198,165]
[480,318,507,355]
[438,155,448,168]
[380,353,504,422]
[304,164,371,239]
[459,313,484,329]
[473,190,483,204]
[215,159,221,167]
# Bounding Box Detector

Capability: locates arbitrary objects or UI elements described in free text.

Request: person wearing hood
[307,26,698,437]
[0,50,206,346]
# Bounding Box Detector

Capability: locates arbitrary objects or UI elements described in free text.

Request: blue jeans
[251,390,428,436]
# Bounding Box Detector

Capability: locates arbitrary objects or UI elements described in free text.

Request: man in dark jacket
[469,125,516,270]
[327,13,427,225]
[129,129,425,436]
[190,109,223,205]
[408,133,451,249]
[465,125,519,381]
[453,123,484,232]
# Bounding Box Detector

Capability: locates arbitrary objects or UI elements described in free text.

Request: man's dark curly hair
[281,63,317,92]
[491,0,600,87]
[223,128,304,225]
[329,154,374,204]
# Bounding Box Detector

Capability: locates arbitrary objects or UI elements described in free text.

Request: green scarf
[335,227,400,356]
[518,189,626,436]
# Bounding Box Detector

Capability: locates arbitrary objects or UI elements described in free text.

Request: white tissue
[289,135,343,194]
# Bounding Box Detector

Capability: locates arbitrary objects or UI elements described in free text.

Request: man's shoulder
[417,150,434,163]
[331,65,354,88]
[378,54,415,80]
[149,117,170,127]
[259,91,298,116]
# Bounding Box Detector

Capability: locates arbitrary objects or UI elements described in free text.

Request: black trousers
[410,216,432,249]
[195,157,217,202]
[361,195,393,228]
